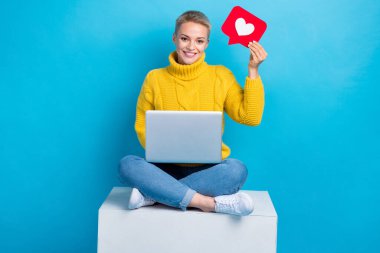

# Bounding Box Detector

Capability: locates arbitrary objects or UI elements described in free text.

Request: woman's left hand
[248,41,267,79]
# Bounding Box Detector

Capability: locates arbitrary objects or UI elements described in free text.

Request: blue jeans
[118,155,248,211]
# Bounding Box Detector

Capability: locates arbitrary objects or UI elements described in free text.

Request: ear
[204,39,210,50]
[172,33,176,44]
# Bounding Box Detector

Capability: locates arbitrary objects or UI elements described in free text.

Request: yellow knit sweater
[135,51,265,166]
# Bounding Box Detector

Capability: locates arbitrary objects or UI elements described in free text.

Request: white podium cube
[98,187,277,253]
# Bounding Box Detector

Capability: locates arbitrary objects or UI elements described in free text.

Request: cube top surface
[100,187,277,217]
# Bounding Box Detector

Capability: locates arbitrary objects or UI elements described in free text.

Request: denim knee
[118,155,142,184]
[224,158,248,188]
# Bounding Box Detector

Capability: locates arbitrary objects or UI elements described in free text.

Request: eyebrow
[179,34,207,40]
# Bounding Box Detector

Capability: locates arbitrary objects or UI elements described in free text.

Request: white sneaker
[214,192,254,216]
[127,188,156,209]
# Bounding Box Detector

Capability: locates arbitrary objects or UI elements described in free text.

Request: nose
[186,40,195,50]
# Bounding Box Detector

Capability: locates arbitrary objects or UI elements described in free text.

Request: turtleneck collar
[167,51,208,80]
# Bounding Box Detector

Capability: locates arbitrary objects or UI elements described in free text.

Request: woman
[119,10,267,216]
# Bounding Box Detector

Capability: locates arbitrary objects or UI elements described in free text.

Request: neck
[167,51,207,80]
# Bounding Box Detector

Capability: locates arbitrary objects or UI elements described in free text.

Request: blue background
[1,0,379,252]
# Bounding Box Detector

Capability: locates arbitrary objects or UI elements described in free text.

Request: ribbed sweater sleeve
[135,71,155,149]
[222,67,265,126]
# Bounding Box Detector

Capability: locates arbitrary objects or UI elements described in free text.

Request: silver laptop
[145,110,223,163]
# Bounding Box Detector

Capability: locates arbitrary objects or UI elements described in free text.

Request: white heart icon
[235,17,255,36]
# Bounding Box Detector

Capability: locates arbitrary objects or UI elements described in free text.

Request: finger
[249,42,265,60]
[249,45,263,61]
[250,41,268,58]
[248,41,266,57]
[252,41,265,51]
[249,48,259,63]
[252,41,268,58]
[248,42,263,57]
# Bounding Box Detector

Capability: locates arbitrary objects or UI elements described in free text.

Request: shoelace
[217,195,241,211]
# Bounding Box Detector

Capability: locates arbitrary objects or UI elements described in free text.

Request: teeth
[184,51,196,57]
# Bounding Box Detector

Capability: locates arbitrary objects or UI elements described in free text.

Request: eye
[197,40,205,44]
[180,37,188,42]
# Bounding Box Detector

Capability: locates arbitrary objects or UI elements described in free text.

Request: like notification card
[221,6,267,47]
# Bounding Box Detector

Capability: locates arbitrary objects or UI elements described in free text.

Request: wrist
[248,68,259,79]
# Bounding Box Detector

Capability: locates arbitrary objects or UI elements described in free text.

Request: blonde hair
[174,10,211,39]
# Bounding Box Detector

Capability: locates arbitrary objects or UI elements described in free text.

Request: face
[172,22,209,65]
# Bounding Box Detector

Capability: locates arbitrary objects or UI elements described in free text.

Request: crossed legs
[118,155,248,212]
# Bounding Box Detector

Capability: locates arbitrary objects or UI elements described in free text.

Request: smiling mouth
[183,51,197,58]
